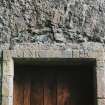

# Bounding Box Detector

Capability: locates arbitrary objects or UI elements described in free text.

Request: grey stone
[23,49,35,58]
[62,49,72,58]
[2,76,13,97]
[0,1,105,104]
[3,50,11,61]
[33,35,51,43]
[0,0,105,45]
[0,62,2,79]
[97,68,105,98]
[54,29,66,42]
[72,50,79,58]
[0,50,2,60]
[2,61,14,77]
[98,99,105,105]
[2,96,13,105]
[79,49,84,58]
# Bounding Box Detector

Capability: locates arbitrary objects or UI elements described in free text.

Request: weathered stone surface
[2,96,13,105]
[2,76,13,97]
[97,68,105,98]
[0,62,2,79]
[3,42,104,60]
[0,50,3,60]
[96,61,105,68]
[54,29,66,42]
[23,49,35,58]
[0,62,2,105]
[3,60,14,76]
[98,99,105,105]
[0,39,105,105]
[38,50,63,58]
[62,49,72,58]
[79,49,84,58]
[72,49,79,58]
[3,50,12,61]
[0,0,105,48]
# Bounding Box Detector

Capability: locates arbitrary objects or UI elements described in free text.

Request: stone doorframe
[0,43,105,105]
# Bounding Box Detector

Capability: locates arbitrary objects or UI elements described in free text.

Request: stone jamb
[2,50,14,105]
[1,44,105,105]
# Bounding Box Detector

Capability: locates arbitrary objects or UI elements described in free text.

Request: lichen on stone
[0,0,105,47]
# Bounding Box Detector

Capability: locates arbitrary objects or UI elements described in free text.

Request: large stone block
[23,49,35,58]
[3,50,11,61]
[97,68,105,98]
[62,49,72,58]
[0,62,2,79]
[3,60,14,76]
[79,49,85,58]
[96,50,105,61]
[84,49,90,58]
[96,61,105,68]
[98,99,105,105]
[2,96,13,105]
[11,50,24,58]
[37,50,63,58]
[72,50,79,58]
[87,51,98,58]
[0,50,3,60]
[2,76,13,97]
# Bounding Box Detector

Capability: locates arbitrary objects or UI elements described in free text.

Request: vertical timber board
[0,50,3,105]
[13,71,25,105]
[31,71,43,105]
[2,50,14,105]
[57,71,72,105]
[44,70,57,105]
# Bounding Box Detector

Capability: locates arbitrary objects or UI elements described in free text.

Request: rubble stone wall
[0,0,105,49]
[0,0,105,105]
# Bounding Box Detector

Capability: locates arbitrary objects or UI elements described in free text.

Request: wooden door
[13,69,73,105]
[57,70,73,105]
[13,70,31,105]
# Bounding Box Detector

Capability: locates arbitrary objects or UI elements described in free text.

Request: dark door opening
[14,61,96,105]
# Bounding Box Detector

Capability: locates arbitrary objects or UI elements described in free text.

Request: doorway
[13,60,96,105]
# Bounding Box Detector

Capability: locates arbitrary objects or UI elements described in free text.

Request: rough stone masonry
[0,0,105,49]
[0,0,105,105]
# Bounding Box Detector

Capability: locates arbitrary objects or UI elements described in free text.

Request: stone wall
[0,51,2,105]
[0,0,105,105]
[0,42,105,105]
[0,0,105,49]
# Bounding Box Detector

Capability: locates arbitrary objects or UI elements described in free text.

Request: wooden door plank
[57,83,71,105]
[30,71,43,105]
[44,70,57,105]
[23,78,31,105]
[57,71,73,105]
[13,73,24,105]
